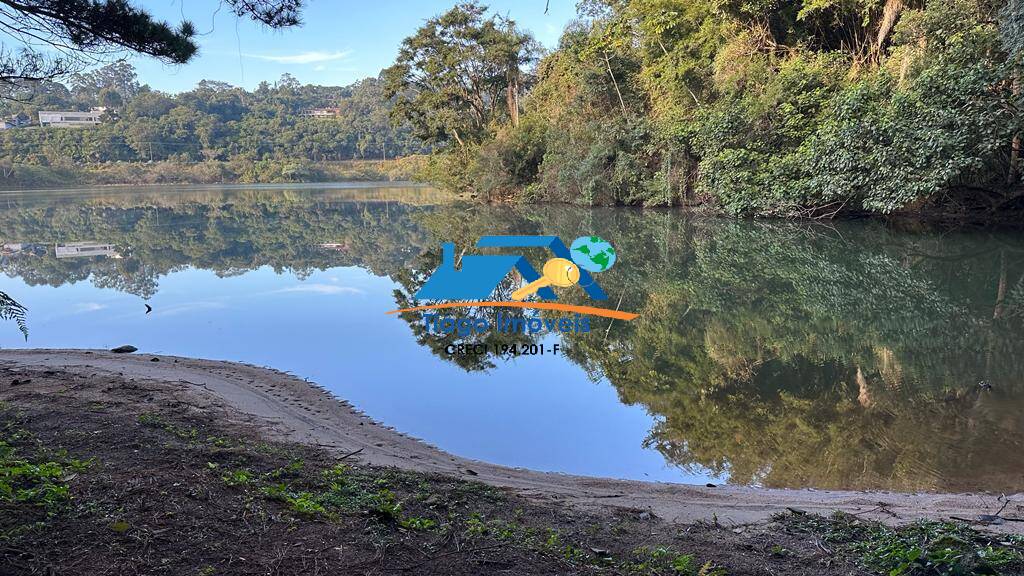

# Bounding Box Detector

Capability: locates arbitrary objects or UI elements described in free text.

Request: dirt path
[1,348,1017,531]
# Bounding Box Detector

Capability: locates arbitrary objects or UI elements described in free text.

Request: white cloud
[243,50,351,64]
[154,301,227,317]
[73,302,107,313]
[274,284,364,295]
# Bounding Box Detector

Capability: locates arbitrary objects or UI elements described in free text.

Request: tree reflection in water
[2,188,1022,492]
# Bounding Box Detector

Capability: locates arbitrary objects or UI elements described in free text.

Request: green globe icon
[570,236,617,273]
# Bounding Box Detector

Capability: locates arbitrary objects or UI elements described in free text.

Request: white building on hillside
[55,242,120,259]
[39,109,104,127]
[303,107,341,118]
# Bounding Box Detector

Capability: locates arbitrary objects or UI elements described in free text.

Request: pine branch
[0,291,27,340]
[0,0,304,84]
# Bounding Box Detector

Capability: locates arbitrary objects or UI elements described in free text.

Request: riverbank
[6,161,1022,225]
[1,349,1022,574]
[0,157,430,190]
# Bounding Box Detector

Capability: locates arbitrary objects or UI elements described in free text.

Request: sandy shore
[1,348,1019,531]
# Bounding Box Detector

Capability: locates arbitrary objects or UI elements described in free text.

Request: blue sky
[129,1,578,93]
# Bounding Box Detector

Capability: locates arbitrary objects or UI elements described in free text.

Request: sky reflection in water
[2,185,1023,492]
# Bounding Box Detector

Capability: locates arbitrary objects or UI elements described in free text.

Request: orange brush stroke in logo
[385,301,638,321]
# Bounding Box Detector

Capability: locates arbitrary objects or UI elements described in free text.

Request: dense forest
[0,62,426,185]
[3,0,1023,218]
[386,0,1024,218]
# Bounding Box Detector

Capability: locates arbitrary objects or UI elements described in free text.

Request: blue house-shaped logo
[414,236,608,301]
[415,242,555,300]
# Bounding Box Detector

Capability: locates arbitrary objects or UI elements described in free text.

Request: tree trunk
[995,250,1008,320]
[873,0,903,61]
[506,77,519,128]
[450,127,465,148]
[1009,73,1021,186]
[603,51,628,120]
[1010,135,1021,187]
[856,367,874,408]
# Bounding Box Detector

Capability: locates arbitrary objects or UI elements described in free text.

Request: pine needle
[0,291,28,340]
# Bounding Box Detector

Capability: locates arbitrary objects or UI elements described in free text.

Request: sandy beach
[2,348,1019,532]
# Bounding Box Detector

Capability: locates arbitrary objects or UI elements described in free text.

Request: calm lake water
[1,184,1023,493]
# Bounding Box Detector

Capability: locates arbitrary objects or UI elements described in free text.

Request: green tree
[413,0,1024,218]
[98,88,124,109]
[71,61,141,101]
[382,2,538,147]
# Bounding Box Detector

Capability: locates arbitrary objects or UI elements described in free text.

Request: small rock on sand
[110,346,138,354]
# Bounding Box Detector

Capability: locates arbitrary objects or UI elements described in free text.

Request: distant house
[55,242,119,259]
[39,108,104,127]
[303,107,341,118]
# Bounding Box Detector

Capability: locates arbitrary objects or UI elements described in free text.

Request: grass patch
[455,512,724,575]
[217,456,428,526]
[0,414,92,539]
[779,511,1024,575]
[623,546,726,575]
[207,444,725,574]
[137,412,201,443]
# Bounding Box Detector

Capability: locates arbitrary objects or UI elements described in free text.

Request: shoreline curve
[0,348,1017,532]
